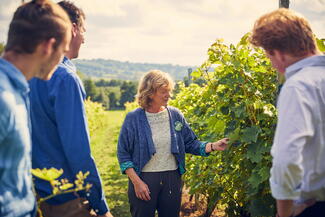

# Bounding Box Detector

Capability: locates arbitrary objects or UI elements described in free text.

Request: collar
[60,56,76,73]
[285,55,325,80]
[0,58,29,94]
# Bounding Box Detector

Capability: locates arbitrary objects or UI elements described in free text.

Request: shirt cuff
[199,141,210,157]
[120,161,136,174]
[93,199,109,215]
[269,178,301,200]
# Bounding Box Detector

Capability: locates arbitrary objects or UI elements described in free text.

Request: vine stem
[38,187,88,204]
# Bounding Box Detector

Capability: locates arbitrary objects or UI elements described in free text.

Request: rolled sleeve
[120,161,136,174]
[270,162,302,200]
[199,141,210,157]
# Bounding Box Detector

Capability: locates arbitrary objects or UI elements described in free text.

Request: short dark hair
[250,8,317,57]
[58,1,85,27]
[5,0,71,54]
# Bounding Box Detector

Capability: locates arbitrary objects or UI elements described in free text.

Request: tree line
[82,77,137,110]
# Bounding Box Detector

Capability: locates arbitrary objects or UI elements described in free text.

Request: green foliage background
[170,35,279,217]
[83,78,137,110]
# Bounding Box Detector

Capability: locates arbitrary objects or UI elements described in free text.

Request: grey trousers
[128,170,182,217]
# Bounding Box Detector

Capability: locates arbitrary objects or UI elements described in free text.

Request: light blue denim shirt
[0,58,35,217]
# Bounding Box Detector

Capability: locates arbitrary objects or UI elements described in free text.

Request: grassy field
[90,110,130,217]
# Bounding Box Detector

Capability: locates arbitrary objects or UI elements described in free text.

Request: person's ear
[41,38,56,56]
[72,23,78,38]
[273,50,286,63]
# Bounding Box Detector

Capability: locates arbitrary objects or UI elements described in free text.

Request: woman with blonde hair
[117,70,228,217]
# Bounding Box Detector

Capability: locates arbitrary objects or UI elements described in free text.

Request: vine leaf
[241,126,260,143]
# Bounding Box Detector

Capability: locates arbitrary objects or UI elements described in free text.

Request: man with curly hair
[251,8,325,217]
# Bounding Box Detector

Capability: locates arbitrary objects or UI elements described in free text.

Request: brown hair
[250,8,317,57]
[5,0,71,54]
[137,70,174,109]
[58,1,85,27]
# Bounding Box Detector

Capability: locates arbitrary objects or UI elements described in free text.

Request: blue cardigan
[117,106,208,175]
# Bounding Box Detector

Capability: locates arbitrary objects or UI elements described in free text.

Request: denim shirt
[0,58,35,216]
[29,57,108,215]
[117,106,208,175]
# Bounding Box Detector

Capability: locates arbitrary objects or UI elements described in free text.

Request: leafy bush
[170,34,278,217]
[85,98,106,137]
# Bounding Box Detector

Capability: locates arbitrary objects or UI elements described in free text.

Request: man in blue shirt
[29,1,112,217]
[0,0,71,216]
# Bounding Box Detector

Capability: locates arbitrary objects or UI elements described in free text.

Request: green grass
[90,110,130,217]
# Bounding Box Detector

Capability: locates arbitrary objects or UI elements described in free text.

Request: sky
[0,0,324,66]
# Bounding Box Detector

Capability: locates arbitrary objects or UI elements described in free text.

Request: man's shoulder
[286,66,325,91]
[0,71,20,106]
[0,71,12,92]
[54,65,77,79]
[0,86,19,121]
[51,63,81,86]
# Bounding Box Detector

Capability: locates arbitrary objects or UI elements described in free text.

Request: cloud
[0,0,324,65]
[291,0,325,37]
[85,3,144,29]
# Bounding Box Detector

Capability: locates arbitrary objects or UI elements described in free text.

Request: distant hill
[73,58,196,81]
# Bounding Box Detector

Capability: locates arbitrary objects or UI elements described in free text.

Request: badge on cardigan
[174,121,183,131]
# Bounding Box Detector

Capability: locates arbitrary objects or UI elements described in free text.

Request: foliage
[96,89,110,109]
[83,79,98,100]
[85,99,106,137]
[124,101,139,113]
[95,79,123,87]
[108,92,118,109]
[83,78,136,110]
[32,168,92,217]
[119,81,137,109]
[170,34,279,216]
[317,38,325,52]
[0,42,4,55]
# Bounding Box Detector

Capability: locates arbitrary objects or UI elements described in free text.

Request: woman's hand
[133,179,151,201]
[205,138,229,153]
[212,138,229,151]
[125,167,151,201]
